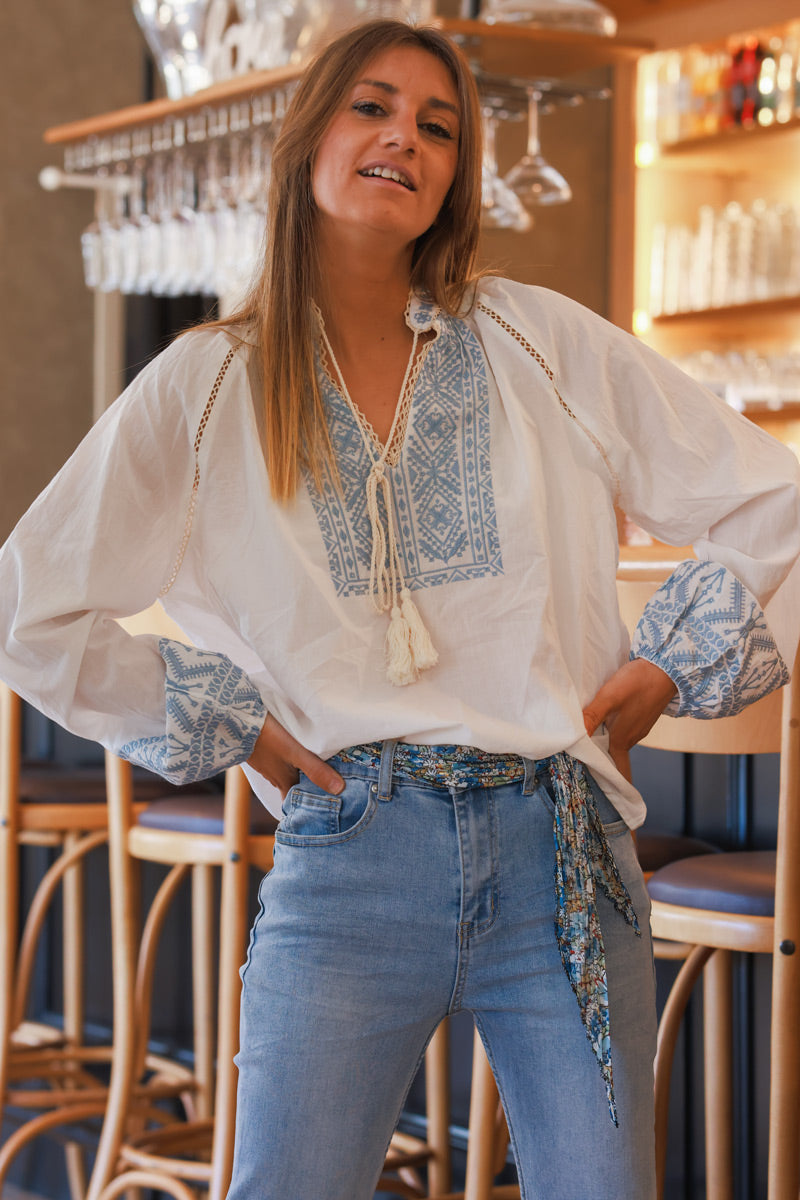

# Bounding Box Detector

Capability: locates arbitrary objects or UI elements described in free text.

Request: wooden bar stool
[90,754,452,1200]
[0,682,185,1197]
[617,575,800,1200]
[85,757,275,1200]
[646,661,799,1200]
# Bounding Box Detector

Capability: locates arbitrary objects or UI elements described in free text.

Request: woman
[2,19,799,1200]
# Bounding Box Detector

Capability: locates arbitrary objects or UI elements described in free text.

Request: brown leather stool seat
[137,792,278,837]
[637,831,720,877]
[648,850,776,917]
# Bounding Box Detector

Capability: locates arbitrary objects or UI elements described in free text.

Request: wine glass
[504,89,572,209]
[132,0,212,99]
[479,0,617,36]
[481,109,533,233]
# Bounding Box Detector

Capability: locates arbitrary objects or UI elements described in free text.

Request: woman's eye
[352,100,385,116]
[421,121,454,140]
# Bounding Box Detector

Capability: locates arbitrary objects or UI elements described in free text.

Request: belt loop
[521,756,538,795]
[377,739,398,802]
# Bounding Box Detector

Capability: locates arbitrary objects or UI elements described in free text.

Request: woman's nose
[380,111,419,153]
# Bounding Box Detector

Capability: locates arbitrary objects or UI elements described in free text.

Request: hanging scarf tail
[547,752,641,1126]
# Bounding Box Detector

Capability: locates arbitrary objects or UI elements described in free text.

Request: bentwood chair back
[617,575,800,1200]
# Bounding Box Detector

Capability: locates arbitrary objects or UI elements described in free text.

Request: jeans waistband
[336,740,539,800]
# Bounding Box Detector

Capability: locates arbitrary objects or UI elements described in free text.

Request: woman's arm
[0,333,295,787]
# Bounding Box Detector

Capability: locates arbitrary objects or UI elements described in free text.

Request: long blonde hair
[218,20,483,500]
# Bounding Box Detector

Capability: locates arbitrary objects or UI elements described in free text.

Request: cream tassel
[386,602,418,686]
[400,587,438,671]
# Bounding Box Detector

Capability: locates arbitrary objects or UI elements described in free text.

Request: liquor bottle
[728,37,765,128]
[774,34,796,123]
[756,40,779,126]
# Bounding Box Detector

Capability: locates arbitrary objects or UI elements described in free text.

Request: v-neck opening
[317,321,440,466]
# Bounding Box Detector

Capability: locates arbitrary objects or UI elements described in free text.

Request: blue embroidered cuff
[630,559,789,719]
[119,639,266,784]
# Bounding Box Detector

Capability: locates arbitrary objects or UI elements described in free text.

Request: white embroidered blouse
[1,277,799,826]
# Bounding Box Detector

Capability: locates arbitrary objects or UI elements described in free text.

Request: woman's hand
[247,713,345,799]
[582,658,678,783]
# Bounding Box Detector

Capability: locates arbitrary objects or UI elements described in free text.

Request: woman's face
[312,44,460,254]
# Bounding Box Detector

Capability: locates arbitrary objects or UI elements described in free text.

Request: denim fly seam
[449,783,501,1014]
[338,741,641,1126]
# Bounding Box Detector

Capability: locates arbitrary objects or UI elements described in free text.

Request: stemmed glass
[504,89,572,209]
[479,0,617,36]
[481,109,532,233]
[132,0,212,99]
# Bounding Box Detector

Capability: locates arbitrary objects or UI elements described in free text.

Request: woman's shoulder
[472,277,627,366]
[97,325,255,445]
[156,323,254,375]
[133,324,253,404]
[475,276,606,327]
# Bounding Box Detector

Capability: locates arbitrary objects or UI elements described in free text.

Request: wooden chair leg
[62,830,85,1046]
[769,936,800,1200]
[704,949,733,1200]
[768,672,800,1200]
[0,683,21,1107]
[87,753,139,1200]
[209,766,251,1200]
[464,1027,503,1200]
[62,829,90,1200]
[191,863,216,1122]
[654,943,713,1200]
[425,1019,452,1196]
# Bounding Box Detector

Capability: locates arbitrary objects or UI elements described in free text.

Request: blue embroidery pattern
[120,638,265,783]
[631,559,789,718]
[306,315,503,597]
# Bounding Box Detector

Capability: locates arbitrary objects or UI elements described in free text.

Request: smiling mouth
[359,166,416,191]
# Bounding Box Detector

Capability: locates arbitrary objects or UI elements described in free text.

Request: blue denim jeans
[227,742,657,1200]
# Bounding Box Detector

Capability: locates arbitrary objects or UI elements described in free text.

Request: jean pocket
[537,771,630,840]
[275,777,377,847]
[588,778,629,840]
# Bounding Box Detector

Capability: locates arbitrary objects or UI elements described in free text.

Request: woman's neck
[314,225,415,355]
[315,275,414,365]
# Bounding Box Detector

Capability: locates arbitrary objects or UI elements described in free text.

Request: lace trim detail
[160,343,241,597]
[477,301,621,504]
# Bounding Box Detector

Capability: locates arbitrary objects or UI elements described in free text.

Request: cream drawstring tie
[315,303,438,686]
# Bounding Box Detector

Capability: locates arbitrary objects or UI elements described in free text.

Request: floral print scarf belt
[337,742,640,1124]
